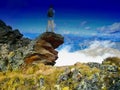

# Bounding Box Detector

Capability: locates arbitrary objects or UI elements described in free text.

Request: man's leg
[51,20,54,32]
[46,20,51,32]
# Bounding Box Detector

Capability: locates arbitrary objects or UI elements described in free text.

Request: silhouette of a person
[46,5,55,32]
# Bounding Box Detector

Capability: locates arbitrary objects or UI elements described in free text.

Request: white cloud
[97,22,120,33]
[62,30,80,35]
[85,26,91,30]
[62,31,71,34]
[53,22,56,28]
[55,46,102,66]
[80,21,87,26]
[55,40,120,66]
[89,40,115,48]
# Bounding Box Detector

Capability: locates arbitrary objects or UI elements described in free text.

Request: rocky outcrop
[0,20,31,71]
[0,20,31,50]
[24,32,64,65]
[0,20,64,71]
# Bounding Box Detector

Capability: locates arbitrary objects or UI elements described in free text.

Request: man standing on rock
[46,5,55,32]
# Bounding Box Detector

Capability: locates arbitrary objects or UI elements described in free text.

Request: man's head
[49,4,53,8]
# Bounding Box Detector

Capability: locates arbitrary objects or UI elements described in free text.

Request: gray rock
[57,68,71,84]
[76,74,100,90]
[109,77,120,90]
[71,68,82,82]
[107,65,118,73]
[57,73,69,84]
[87,62,101,69]
[39,78,44,88]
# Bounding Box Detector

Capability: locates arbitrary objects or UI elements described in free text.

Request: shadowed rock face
[0,20,31,50]
[0,20,23,43]
[24,32,64,65]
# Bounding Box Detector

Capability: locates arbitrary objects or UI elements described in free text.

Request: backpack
[47,8,54,17]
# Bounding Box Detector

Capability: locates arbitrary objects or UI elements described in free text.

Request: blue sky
[0,0,120,38]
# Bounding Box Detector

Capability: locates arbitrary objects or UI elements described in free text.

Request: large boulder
[24,32,64,65]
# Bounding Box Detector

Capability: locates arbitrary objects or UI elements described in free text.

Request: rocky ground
[0,20,120,90]
[0,57,120,90]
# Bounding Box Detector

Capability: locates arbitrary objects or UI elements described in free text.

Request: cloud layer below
[55,40,120,66]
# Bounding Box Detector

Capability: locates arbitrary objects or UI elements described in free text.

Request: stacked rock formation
[24,32,64,65]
